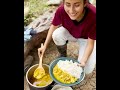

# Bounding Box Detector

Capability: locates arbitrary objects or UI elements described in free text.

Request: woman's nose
[69,6,75,13]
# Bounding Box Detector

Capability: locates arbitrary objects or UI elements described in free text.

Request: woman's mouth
[69,13,77,17]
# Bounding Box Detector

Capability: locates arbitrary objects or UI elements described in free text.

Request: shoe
[56,43,67,57]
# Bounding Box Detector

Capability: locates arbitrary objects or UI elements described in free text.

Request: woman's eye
[75,4,80,7]
[66,4,71,7]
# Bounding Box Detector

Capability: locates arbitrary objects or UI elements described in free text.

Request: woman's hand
[38,45,46,57]
[78,61,86,67]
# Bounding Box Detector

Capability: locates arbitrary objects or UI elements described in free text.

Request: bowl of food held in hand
[49,57,85,86]
[26,64,53,90]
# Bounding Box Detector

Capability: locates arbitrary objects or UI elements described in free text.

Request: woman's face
[64,0,86,21]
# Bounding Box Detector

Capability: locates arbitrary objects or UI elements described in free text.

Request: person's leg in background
[77,39,96,79]
[52,26,77,57]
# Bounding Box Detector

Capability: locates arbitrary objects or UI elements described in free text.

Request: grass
[24,0,49,26]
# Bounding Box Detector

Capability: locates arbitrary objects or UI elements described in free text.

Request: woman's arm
[38,24,59,55]
[44,24,58,48]
[79,38,95,66]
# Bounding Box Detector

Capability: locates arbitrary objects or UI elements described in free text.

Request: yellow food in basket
[53,65,78,84]
[33,73,53,86]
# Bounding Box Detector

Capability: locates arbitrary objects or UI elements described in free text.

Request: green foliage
[24,0,48,26]
[24,12,37,26]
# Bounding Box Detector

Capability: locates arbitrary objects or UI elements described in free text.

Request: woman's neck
[76,9,86,22]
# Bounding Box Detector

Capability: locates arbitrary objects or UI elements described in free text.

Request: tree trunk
[24,30,48,59]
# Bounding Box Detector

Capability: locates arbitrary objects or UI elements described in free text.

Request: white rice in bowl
[57,60,83,79]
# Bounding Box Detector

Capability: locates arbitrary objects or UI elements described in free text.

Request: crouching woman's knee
[52,27,67,45]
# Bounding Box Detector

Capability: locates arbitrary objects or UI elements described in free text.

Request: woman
[38,0,96,75]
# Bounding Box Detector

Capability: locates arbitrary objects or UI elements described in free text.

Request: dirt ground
[24,41,96,90]
[24,1,96,89]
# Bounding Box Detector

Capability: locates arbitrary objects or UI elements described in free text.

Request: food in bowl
[32,73,52,86]
[29,64,53,87]
[33,68,46,79]
[53,60,83,84]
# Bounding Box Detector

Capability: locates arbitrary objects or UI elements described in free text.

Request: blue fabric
[24,27,37,42]
[24,27,32,42]
[24,28,32,35]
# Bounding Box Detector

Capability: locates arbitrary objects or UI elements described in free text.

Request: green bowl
[49,57,85,86]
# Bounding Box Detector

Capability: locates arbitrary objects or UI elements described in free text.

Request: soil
[24,41,96,90]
